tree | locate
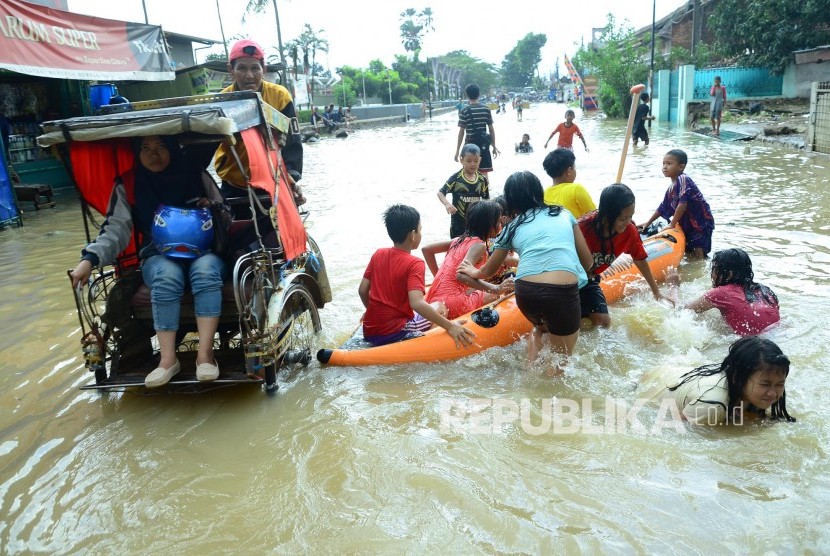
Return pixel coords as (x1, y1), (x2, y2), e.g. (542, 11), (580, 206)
(399, 7), (434, 60)
(572, 15), (649, 118)
(709, 0), (830, 73)
(442, 50), (499, 96)
(500, 33), (547, 88)
(282, 24), (329, 99)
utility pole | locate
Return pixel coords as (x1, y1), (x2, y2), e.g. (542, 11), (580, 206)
(691, 0), (701, 57)
(271, 0), (285, 67)
(215, 0), (228, 60)
(387, 72), (392, 105)
(426, 56), (433, 119)
(649, 0), (655, 128)
(141, 0), (149, 24)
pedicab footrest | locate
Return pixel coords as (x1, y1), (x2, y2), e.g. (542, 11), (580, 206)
(131, 282), (244, 323)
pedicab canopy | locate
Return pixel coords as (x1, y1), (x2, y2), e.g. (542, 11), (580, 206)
(38, 92), (308, 261)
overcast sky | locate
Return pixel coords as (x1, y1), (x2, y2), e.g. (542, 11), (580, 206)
(68, 0), (680, 74)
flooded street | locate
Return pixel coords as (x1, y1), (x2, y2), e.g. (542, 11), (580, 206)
(2, 102), (830, 552)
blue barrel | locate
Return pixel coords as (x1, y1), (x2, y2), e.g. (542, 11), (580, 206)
(89, 84), (117, 111)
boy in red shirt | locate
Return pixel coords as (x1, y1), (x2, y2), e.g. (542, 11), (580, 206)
(544, 109), (588, 152)
(359, 204), (476, 347)
(578, 184), (671, 327)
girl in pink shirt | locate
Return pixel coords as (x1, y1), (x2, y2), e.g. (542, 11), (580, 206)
(671, 248), (780, 335)
(422, 201), (513, 319)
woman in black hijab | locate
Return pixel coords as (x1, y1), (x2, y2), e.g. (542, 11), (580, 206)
(70, 135), (225, 388)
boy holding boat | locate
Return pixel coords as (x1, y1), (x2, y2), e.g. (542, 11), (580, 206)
(359, 205), (476, 348)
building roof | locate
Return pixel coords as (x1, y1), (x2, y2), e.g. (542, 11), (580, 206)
(164, 31), (222, 45)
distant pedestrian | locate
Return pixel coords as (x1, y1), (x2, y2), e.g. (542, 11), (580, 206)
(544, 109), (588, 152)
(455, 84), (499, 173)
(632, 92), (655, 147)
(710, 76), (727, 136)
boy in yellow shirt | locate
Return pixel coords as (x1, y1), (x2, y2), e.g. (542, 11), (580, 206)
(542, 148), (595, 218)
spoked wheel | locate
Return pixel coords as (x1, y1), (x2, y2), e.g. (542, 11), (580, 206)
(264, 283), (322, 392)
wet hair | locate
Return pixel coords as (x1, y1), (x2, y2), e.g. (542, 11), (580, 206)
(460, 143), (481, 158)
(714, 75), (721, 82)
(669, 336), (794, 422)
(465, 84), (480, 100)
(711, 248), (778, 306)
(383, 204), (420, 244)
(452, 200), (502, 249)
(497, 171), (562, 247)
(591, 183), (636, 258)
(522, 133), (530, 140)
(666, 149), (688, 165)
(641, 92), (650, 102)
(565, 109), (575, 117)
(542, 148), (576, 179)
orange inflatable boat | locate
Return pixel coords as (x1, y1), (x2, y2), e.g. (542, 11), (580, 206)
(317, 229), (685, 366)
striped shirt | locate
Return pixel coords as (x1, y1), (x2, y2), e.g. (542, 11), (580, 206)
(458, 103), (493, 139)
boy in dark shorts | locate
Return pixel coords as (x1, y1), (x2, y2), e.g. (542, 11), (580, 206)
(455, 84), (499, 173)
(358, 204), (476, 348)
(633, 92), (654, 147)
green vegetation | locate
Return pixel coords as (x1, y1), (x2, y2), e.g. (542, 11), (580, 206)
(500, 33), (547, 88)
(710, 0), (830, 73)
(399, 8), (434, 59)
(572, 15), (713, 118)
(572, 16), (649, 118)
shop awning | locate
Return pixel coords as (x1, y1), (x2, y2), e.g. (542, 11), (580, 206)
(0, 0), (174, 81)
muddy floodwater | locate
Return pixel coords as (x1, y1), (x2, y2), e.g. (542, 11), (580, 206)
(2, 102), (830, 552)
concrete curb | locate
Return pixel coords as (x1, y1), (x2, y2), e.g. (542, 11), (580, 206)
(299, 106), (456, 136)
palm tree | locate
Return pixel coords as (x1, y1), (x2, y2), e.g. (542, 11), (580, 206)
(244, 0), (287, 66)
(293, 24), (328, 100)
(399, 7), (433, 61)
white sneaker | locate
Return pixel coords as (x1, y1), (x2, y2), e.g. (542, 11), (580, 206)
(196, 361), (220, 382)
(145, 360), (180, 388)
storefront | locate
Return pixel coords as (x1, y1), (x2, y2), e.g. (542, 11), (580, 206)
(0, 0), (175, 189)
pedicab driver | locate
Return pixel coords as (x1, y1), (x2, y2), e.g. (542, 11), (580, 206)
(214, 39), (305, 205)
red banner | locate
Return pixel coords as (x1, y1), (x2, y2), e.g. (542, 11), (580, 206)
(0, 0), (174, 81)
(563, 54), (584, 87)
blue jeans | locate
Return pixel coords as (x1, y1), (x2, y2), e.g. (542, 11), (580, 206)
(140, 254), (225, 331)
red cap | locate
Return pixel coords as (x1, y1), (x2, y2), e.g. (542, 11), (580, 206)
(229, 39), (265, 62)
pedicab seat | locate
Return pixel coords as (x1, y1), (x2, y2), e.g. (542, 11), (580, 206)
(129, 217), (284, 326)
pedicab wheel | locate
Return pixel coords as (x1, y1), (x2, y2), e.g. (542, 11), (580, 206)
(264, 283), (322, 393)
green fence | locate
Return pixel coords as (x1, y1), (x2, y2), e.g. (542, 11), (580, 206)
(693, 67), (782, 100)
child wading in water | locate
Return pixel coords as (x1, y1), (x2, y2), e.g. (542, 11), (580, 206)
(668, 247), (780, 335)
(638, 149), (714, 259)
(515, 133), (533, 153)
(578, 183), (672, 327)
(632, 92), (654, 147)
(458, 171), (593, 376)
(544, 109), (588, 152)
(666, 336), (794, 425)
(438, 143), (489, 238)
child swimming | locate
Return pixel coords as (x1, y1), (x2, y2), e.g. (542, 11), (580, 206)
(666, 336), (794, 425)
(668, 248), (780, 335)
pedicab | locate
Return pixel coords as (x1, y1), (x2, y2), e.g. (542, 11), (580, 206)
(38, 91), (331, 392)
